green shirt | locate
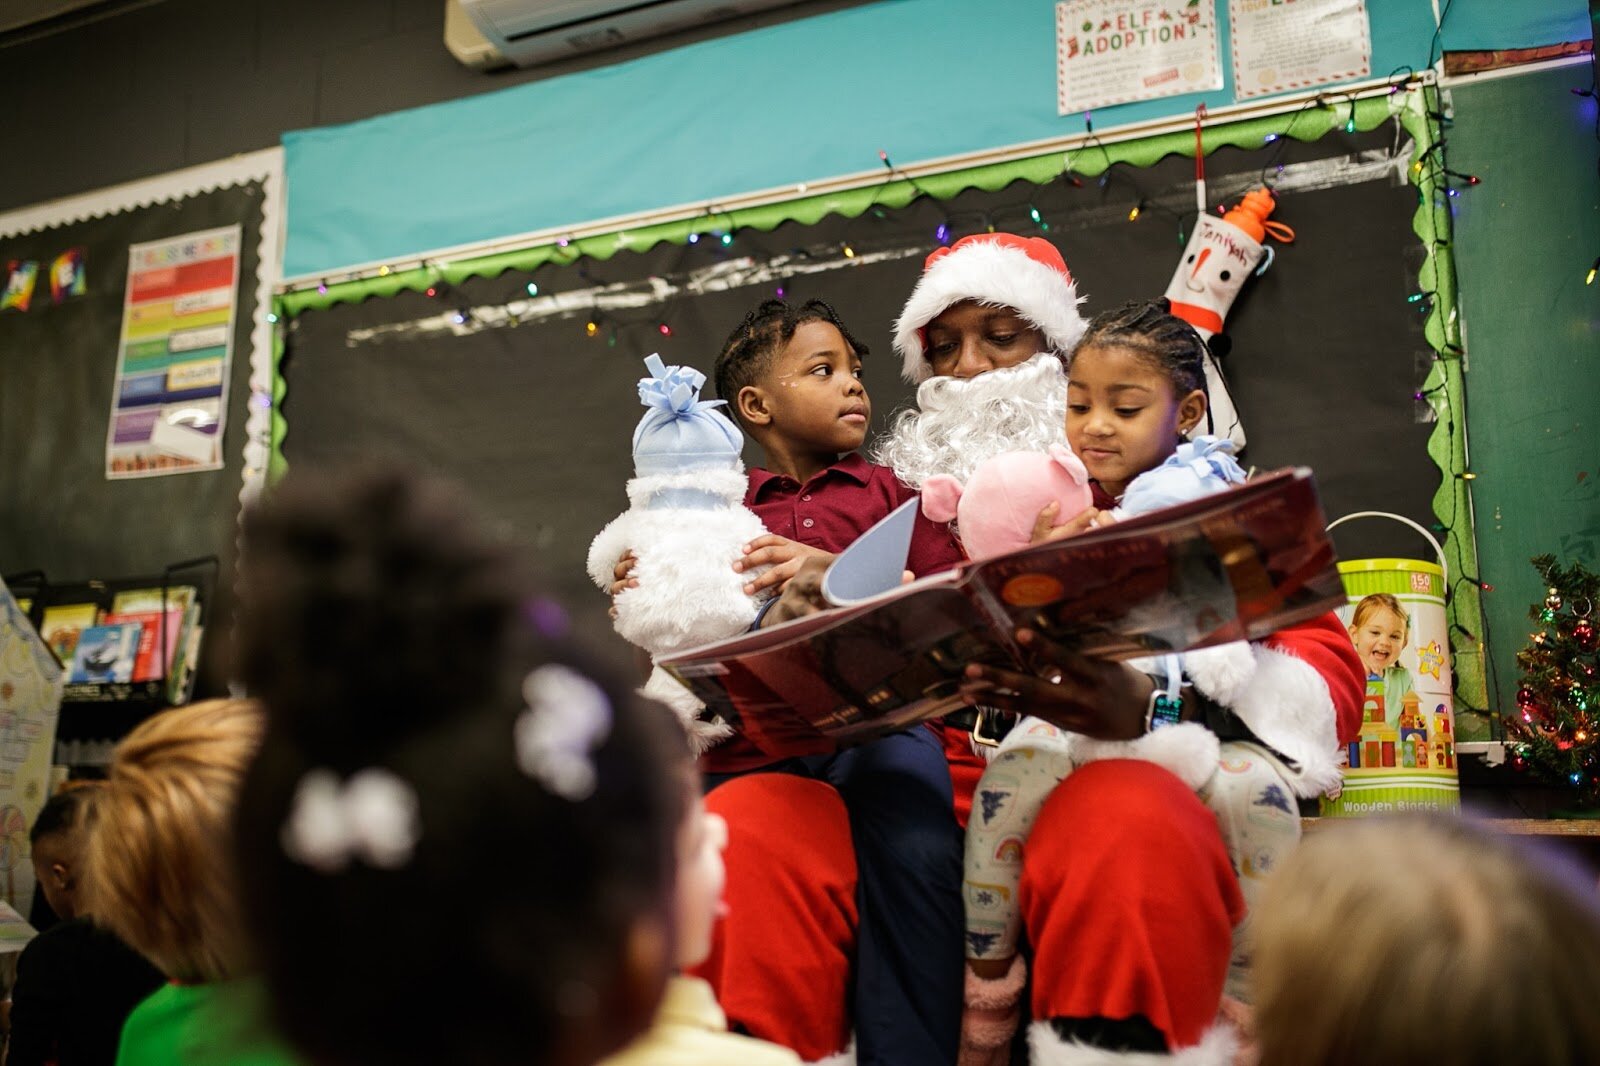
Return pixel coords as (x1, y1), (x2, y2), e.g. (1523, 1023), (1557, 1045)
(115, 980), (300, 1066)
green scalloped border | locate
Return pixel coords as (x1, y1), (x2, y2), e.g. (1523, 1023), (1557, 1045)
(268, 90), (1484, 723)
(1395, 86), (1489, 727)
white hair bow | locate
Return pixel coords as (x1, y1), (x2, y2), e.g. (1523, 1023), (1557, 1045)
(516, 664), (613, 802)
(281, 767), (421, 874)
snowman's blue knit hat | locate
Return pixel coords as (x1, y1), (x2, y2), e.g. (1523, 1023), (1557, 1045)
(632, 354), (744, 477)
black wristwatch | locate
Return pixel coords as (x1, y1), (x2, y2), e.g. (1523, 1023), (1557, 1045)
(1143, 654), (1185, 733)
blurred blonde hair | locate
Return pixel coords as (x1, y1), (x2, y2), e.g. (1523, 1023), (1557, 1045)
(83, 698), (264, 982)
(1251, 814), (1600, 1066)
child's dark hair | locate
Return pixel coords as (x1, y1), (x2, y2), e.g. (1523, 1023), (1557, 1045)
(1071, 298), (1209, 397)
(232, 466), (690, 1066)
(30, 786), (94, 845)
(713, 298), (869, 422)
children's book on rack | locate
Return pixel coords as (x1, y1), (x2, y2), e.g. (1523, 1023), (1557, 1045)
(38, 602), (100, 667)
(66, 623), (142, 684)
(59, 585), (203, 705)
(660, 468), (1346, 757)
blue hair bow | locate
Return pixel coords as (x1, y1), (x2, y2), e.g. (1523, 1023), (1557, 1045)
(1121, 435), (1246, 515)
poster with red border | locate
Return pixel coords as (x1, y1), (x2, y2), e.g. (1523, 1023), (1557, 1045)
(106, 225), (240, 479)
(1229, 0), (1371, 101)
(1056, 0), (1222, 116)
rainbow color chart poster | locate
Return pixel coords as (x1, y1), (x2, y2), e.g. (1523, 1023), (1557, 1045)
(106, 226), (240, 479)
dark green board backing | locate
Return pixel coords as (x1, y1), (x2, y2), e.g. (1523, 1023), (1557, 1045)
(1450, 61), (1600, 722)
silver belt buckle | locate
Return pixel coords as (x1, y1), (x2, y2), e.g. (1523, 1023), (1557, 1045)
(970, 705), (1011, 749)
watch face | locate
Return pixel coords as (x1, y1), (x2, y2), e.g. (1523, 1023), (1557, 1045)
(1150, 693), (1184, 730)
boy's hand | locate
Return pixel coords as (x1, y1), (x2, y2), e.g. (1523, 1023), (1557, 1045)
(760, 556), (832, 627)
(735, 535), (836, 596)
(760, 562), (914, 629)
(607, 551), (638, 619)
(1029, 502), (1110, 545)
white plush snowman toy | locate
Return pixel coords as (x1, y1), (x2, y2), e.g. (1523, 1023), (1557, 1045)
(587, 354), (769, 752)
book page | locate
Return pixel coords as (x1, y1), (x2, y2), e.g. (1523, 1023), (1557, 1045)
(667, 586), (998, 755)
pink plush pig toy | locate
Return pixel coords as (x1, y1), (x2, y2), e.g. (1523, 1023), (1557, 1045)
(920, 444), (1092, 560)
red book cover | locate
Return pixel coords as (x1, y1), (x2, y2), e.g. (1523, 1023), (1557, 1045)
(101, 607), (185, 682)
(660, 468), (1346, 757)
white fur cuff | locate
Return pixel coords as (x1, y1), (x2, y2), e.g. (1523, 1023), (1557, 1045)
(1181, 643), (1258, 706)
(1027, 1022), (1239, 1065)
(1071, 722), (1220, 792)
(641, 667), (733, 755)
(1189, 643), (1341, 798)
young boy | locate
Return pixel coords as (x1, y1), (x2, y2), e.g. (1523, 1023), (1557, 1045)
(9, 786), (163, 1066)
(707, 298), (965, 1065)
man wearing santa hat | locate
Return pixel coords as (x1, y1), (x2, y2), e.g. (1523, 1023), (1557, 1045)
(869, 232), (1361, 1065)
(686, 233), (1361, 1066)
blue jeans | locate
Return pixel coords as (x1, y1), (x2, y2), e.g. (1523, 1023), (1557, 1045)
(706, 726), (963, 1066)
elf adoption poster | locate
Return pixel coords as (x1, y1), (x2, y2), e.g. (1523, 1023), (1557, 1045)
(1056, 0), (1222, 116)
(1229, 0), (1371, 100)
(106, 225), (240, 479)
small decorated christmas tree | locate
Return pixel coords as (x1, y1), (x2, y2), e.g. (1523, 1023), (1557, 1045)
(1506, 555), (1600, 806)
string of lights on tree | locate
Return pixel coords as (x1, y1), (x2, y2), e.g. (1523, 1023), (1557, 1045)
(1505, 556), (1600, 806)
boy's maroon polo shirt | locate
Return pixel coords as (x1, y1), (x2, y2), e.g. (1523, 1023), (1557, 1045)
(743, 452), (965, 578)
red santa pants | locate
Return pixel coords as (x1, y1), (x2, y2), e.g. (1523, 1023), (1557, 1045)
(1020, 759), (1245, 1049)
(690, 774), (857, 1063)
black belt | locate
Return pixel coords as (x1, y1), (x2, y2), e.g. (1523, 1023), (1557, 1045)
(946, 706), (1017, 748)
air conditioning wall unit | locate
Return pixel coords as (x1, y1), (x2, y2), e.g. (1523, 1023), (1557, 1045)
(446, 0), (809, 71)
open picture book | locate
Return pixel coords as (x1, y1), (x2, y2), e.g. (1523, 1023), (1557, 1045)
(659, 467), (1346, 757)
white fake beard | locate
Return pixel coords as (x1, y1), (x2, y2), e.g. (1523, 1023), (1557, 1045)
(870, 352), (1069, 488)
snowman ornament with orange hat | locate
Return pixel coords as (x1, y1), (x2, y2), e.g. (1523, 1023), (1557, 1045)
(1164, 187), (1295, 453)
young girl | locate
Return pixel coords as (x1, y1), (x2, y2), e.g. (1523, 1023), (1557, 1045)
(80, 698), (297, 1066)
(955, 300), (1364, 1064)
(1347, 593), (1417, 724)
(230, 467), (694, 1066)
(600, 767), (802, 1066)
(1250, 814), (1600, 1065)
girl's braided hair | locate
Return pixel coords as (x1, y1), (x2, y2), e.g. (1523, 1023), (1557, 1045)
(1070, 298), (1210, 398)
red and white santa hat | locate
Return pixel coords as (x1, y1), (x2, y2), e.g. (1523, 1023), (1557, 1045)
(894, 232), (1088, 383)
